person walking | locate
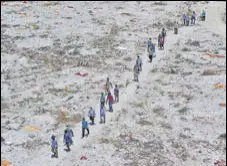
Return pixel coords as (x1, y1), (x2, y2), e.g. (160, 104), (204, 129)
(191, 11), (196, 24)
(106, 92), (114, 112)
(88, 107), (96, 125)
(136, 56), (142, 72)
(51, 135), (58, 158)
(100, 92), (105, 108)
(100, 105), (106, 123)
(114, 84), (119, 103)
(82, 118), (89, 138)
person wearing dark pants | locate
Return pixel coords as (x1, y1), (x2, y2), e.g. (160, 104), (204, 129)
(100, 105), (106, 123)
(82, 118), (89, 138)
(106, 92), (114, 112)
(185, 14), (189, 26)
(88, 107), (96, 125)
(183, 14), (187, 25)
(100, 92), (105, 108)
(51, 135), (58, 158)
(114, 85), (119, 103)
(201, 10), (206, 21)
(191, 11), (196, 24)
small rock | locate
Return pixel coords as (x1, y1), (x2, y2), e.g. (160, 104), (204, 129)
(1, 137), (5, 142)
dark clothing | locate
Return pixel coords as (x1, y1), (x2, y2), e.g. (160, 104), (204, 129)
(82, 128), (89, 138)
(100, 101), (105, 108)
(174, 28), (178, 34)
(89, 116), (94, 124)
(191, 17), (195, 24)
(161, 30), (166, 40)
(201, 16), (205, 21)
(186, 20), (189, 26)
(149, 54), (153, 63)
(160, 37), (164, 50)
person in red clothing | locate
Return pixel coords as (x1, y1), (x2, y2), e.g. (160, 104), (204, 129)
(106, 92), (114, 112)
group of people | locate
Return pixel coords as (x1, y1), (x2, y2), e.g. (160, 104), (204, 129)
(133, 27), (167, 82)
(183, 9), (206, 26)
(51, 126), (74, 158)
(51, 77), (119, 158)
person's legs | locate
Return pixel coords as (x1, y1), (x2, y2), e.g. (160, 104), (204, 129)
(82, 128), (85, 138)
(109, 103), (113, 111)
(86, 128), (89, 135)
(103, 115), (105, 123)
(91, 117), (94, 124)
(67, 142), (70, 150)
(55, 148), (58, 157)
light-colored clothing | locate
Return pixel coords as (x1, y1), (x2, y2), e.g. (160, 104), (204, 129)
(106, 80), (112, 92)
(88, 108), (96, 118)
(192, 12), (196, 18)
(100, 107), (106, 117)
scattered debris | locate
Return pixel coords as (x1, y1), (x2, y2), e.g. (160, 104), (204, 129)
(219, 103), (226, 107)
(75, 72), (88, 77)
(214, 160), (226, 166)
(80, 155), (87, 160)
(1, 160), (12, 166)
(214, 84), (226, 89)
(202, 52), (225, 58)
(43, 2), (58, 6)
(24, 126), (40, 132)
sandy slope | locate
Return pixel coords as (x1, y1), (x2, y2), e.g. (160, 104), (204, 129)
(1, 1), (226, 166)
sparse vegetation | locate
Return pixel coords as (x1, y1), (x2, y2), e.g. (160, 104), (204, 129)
(178, 107), (189, 114)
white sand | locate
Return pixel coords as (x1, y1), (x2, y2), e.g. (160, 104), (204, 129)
(1, 1), (226, 166)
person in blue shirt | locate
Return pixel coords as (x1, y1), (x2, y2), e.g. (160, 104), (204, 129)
(82, 118), (89, 138)
(147, 38), (153, 52)
(51, 135), (58, 158)
(201, 10), (206, 21)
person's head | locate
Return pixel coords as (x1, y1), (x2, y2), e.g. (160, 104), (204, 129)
(101, 92), (104, 96)
(51, 135), (55, 140)
(82, 117), (85, 121)
(108, 92), (111, 96)
(90, 107), (92, 110)
(162, 28), (165, 31)
(137, 55), (139, 59)
(115, 84), (117, 88)
(107, 77), (109, 81)
(149, 37), (151, 40)
(193, 11), (195, 14)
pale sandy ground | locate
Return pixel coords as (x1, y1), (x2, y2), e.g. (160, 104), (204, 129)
(1, 1), (226, 166)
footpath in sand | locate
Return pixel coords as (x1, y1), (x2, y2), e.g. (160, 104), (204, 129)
(1, 1), (226, 166)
